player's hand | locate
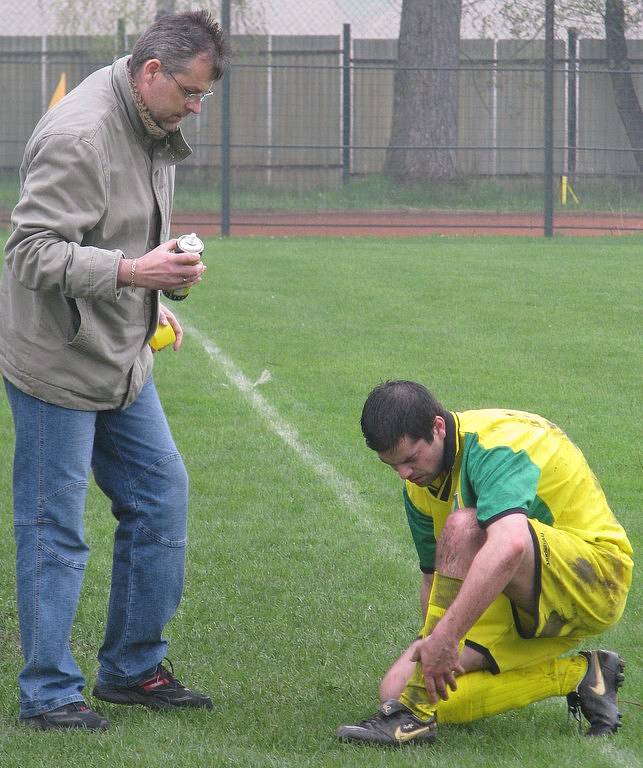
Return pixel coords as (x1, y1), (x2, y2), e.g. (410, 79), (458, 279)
(158, 304), (183, 351)
(118, 239), (206, 290)
(410, 631), (465, 704)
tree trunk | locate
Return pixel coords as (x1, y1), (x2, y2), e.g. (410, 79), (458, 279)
(384, 0), (462, 183)
(605, 0), (643, 172)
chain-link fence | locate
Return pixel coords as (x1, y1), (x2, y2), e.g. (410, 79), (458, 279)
(1, 1), (643, 235)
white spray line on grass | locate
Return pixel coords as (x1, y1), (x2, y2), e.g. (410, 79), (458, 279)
(183, 321), (405, 560)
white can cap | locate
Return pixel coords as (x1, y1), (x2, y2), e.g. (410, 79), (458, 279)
(176, 232), (204, 254)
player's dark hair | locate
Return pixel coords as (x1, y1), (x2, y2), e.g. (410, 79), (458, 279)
(130, 10), (230, 81)
(360, 380), (446, 453)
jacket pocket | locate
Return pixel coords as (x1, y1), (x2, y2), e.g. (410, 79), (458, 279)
(67, 298), (95, 353)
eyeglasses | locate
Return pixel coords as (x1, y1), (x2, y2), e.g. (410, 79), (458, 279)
(164, 69), (214, 103)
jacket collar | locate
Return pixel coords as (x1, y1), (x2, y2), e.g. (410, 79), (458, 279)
(111, 56), (191, 163)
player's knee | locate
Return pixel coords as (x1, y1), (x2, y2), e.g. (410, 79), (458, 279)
(435, 508), (485, 577)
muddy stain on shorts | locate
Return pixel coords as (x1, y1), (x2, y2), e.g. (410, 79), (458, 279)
(541, 610), (571, 637)
(572, 558), (598, 586)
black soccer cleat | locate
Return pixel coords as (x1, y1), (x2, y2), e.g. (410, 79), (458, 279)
(336, 699), (437, 746)
(93, 660), (213, 710)
(567, 650), (625, 736)
(21, 701), (109, 731)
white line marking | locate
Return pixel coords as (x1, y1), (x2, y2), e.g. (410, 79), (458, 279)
(183, 322), (404, 558)
(253, 369), (272, 387)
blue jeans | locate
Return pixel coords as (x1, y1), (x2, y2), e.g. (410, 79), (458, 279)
(4, 377), (188, 718)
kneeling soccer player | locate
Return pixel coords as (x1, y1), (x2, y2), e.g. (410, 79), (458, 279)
(336, 381), (632, 746)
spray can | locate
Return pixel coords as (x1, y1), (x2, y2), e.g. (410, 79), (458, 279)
(162, 232), (205, 302)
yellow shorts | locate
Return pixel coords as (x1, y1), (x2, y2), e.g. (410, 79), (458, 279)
(460, 520), (632, 674)
(519, 519), (632, 639)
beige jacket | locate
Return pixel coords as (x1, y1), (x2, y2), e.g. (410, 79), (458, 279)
(0, 56), (191, 409)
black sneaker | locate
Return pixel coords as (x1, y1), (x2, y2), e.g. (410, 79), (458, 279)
(336, 699), (437, 746)
(21, 702), (109, 731)
(93, 661), (212, 711)
(567, 650), (625, 736)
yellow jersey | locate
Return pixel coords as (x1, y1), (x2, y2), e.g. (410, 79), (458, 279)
(404, 409), (632, 573)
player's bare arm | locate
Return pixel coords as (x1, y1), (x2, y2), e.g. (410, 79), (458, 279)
(412, 512), (534, 703)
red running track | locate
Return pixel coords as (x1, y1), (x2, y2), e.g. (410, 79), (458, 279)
(171, 209), (643, 237)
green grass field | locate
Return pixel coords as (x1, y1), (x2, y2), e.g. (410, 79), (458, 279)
(0, 234), (640, 768)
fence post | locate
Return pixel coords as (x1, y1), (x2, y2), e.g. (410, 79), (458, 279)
(116, 18), (127, 58)
(544, 0), (555, 237)
(342, 23), (351, 185)
(41, 35), (48, 115)
(220, 0), (231, 237)
(567, 28), (578, 178)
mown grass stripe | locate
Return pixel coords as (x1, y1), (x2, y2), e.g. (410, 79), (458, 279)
(182, 319), (406, 561)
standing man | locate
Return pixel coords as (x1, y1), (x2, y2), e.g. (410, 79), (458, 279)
(0, 11), (229, 730)
(337, 380), (632, 745)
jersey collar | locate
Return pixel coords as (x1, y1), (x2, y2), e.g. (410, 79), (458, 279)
(426, 410), (459, 501)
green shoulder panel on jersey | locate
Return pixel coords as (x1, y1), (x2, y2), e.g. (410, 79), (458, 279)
(528, 494), (554, 526)
(403, 487), (437, 572)
(461, 433), (554, 526)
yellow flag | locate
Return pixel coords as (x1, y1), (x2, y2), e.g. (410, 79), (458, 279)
(48, 73), (67, 110)
(560, 175), (580, 206)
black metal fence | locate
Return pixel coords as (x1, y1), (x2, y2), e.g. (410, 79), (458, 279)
(1, 25), (642, 236)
